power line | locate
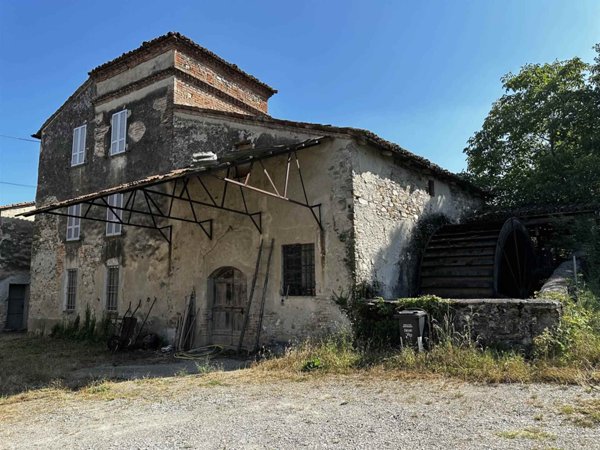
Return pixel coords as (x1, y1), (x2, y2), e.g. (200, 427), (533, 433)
(0, 134), (39, 143)
(0, 181), (36, 188)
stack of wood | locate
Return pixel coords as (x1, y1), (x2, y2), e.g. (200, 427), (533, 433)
(174, 290), (199, 351)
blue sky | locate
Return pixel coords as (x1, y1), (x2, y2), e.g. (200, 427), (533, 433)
(1, 0), (599, 205)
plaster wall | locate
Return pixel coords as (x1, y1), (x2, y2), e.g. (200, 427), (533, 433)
(28, 123), (354, 347)
(36, 80), (175, 206)
(352, 146), (482, 298)
(96, 51), (175, 97)
(0, 205), (35, 221)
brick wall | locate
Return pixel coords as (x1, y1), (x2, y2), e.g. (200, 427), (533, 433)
(175, 51), (268, 114)
(174, 79), (251, 115)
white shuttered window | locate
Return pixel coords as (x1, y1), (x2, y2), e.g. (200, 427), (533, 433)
(106, 193), (123, 236)
(66, 204), (81, 241)
(71, 125), (86, 166)
(110, 110), (127, 155)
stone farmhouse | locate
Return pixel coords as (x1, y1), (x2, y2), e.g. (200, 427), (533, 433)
(24, 32), (483, 348)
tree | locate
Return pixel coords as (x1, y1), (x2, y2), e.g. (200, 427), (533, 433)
(464, 46), (600, 208)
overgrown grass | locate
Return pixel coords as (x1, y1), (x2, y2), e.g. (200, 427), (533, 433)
(255, 288), (600, 384)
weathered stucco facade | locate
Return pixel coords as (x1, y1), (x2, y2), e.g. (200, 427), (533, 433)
(27, 33), (483, 347)
(0, 203), (34, 331)
(352, 146), (480, 298)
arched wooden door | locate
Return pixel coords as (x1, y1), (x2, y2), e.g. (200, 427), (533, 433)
(209, 267), (247, 347)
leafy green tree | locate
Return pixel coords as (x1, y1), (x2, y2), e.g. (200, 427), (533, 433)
(464, 45), (600, 208)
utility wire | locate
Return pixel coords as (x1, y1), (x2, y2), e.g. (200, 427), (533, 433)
(0, 134), (39, 143)
(0, 181), (36, 188)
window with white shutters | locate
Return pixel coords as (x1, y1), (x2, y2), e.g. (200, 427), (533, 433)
(110, 110), (128, 155)
(106, 193), (123, 236)
(66, 204), (81, 241)
(71, 125), (86, 166)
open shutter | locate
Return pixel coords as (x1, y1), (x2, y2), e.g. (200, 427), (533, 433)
(71, 128), (78, 165)
(110, 114), (118, 154)
(110, 111), (127, 154)
(118, 111), (127, 152)
(78, 126), (86, 164)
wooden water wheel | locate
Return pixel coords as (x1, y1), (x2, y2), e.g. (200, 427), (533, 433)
(419, 218), (534, 298)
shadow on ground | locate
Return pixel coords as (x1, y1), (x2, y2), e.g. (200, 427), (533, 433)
(0, 333), (252, 396)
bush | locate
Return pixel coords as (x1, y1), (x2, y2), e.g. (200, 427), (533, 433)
(533, 289), (600, 369)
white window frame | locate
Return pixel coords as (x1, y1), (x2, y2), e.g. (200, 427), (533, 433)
(66, 204), (81, 241)
(65, 269), (77, 311)
(110, 110), (128, 155)
(71, 124), (87, 166)
(105, 193), (123, 236)
(105, 265), (119, 312)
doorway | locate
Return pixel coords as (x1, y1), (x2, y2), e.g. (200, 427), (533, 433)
(209, 267), (247, 347)
(6, 284), (27, 330)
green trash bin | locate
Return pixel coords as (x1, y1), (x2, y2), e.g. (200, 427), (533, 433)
(395, 309), (429, 351)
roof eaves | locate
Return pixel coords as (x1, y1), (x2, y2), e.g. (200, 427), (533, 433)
(32, 78), (93, 139)
(0, 201), (35, 211)
(88, 32), (277, 96)
(173, 105), (486, 195)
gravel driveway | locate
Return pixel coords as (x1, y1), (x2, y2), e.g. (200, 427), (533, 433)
(1, 375), (598, 449)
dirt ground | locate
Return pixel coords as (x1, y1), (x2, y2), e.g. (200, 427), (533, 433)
(1, 334), (599, 449)
(1, 371), (599, 449)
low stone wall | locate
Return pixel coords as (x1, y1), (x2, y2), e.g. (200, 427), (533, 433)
(448, 298), (561, 352)
(361, 298), (561, 353)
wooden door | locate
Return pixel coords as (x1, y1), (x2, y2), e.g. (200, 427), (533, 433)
(210, 267), (247, 347)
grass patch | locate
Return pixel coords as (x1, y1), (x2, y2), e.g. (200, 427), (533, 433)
(256, 334), (360, 375)
(559, 399), (600, 427)
(0, 334), (160, 396)
(497, 427), (557, 441)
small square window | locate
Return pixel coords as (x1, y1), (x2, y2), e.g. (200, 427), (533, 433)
(65, 269), (77, 311)
(66, 204), (81, 241)
(71, 125), (86, 166)
(428, 180), (435, 196)
(106, 265), (119, 312)
(110, 110), (128, 155)
(106, 193), (123, 236)
(282, 243), (315, 296)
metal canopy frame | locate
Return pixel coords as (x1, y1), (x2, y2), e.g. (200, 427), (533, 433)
(25, 137), (328, 243)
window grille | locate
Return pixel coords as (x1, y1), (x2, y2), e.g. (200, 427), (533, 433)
(66, 204), (81, 241)
(71, 125), (86, 166)
(106, 266), (119, 311)
(282, 243), (315, 296)
(106, 193), (123, 236)
(110, 110), (127, 155)
(66, 269), (77, 311)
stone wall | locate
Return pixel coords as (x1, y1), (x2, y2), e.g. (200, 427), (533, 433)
(364, 298), (561, 353)
(352, 145), (482, 298)
(448, 298), (561, 352)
